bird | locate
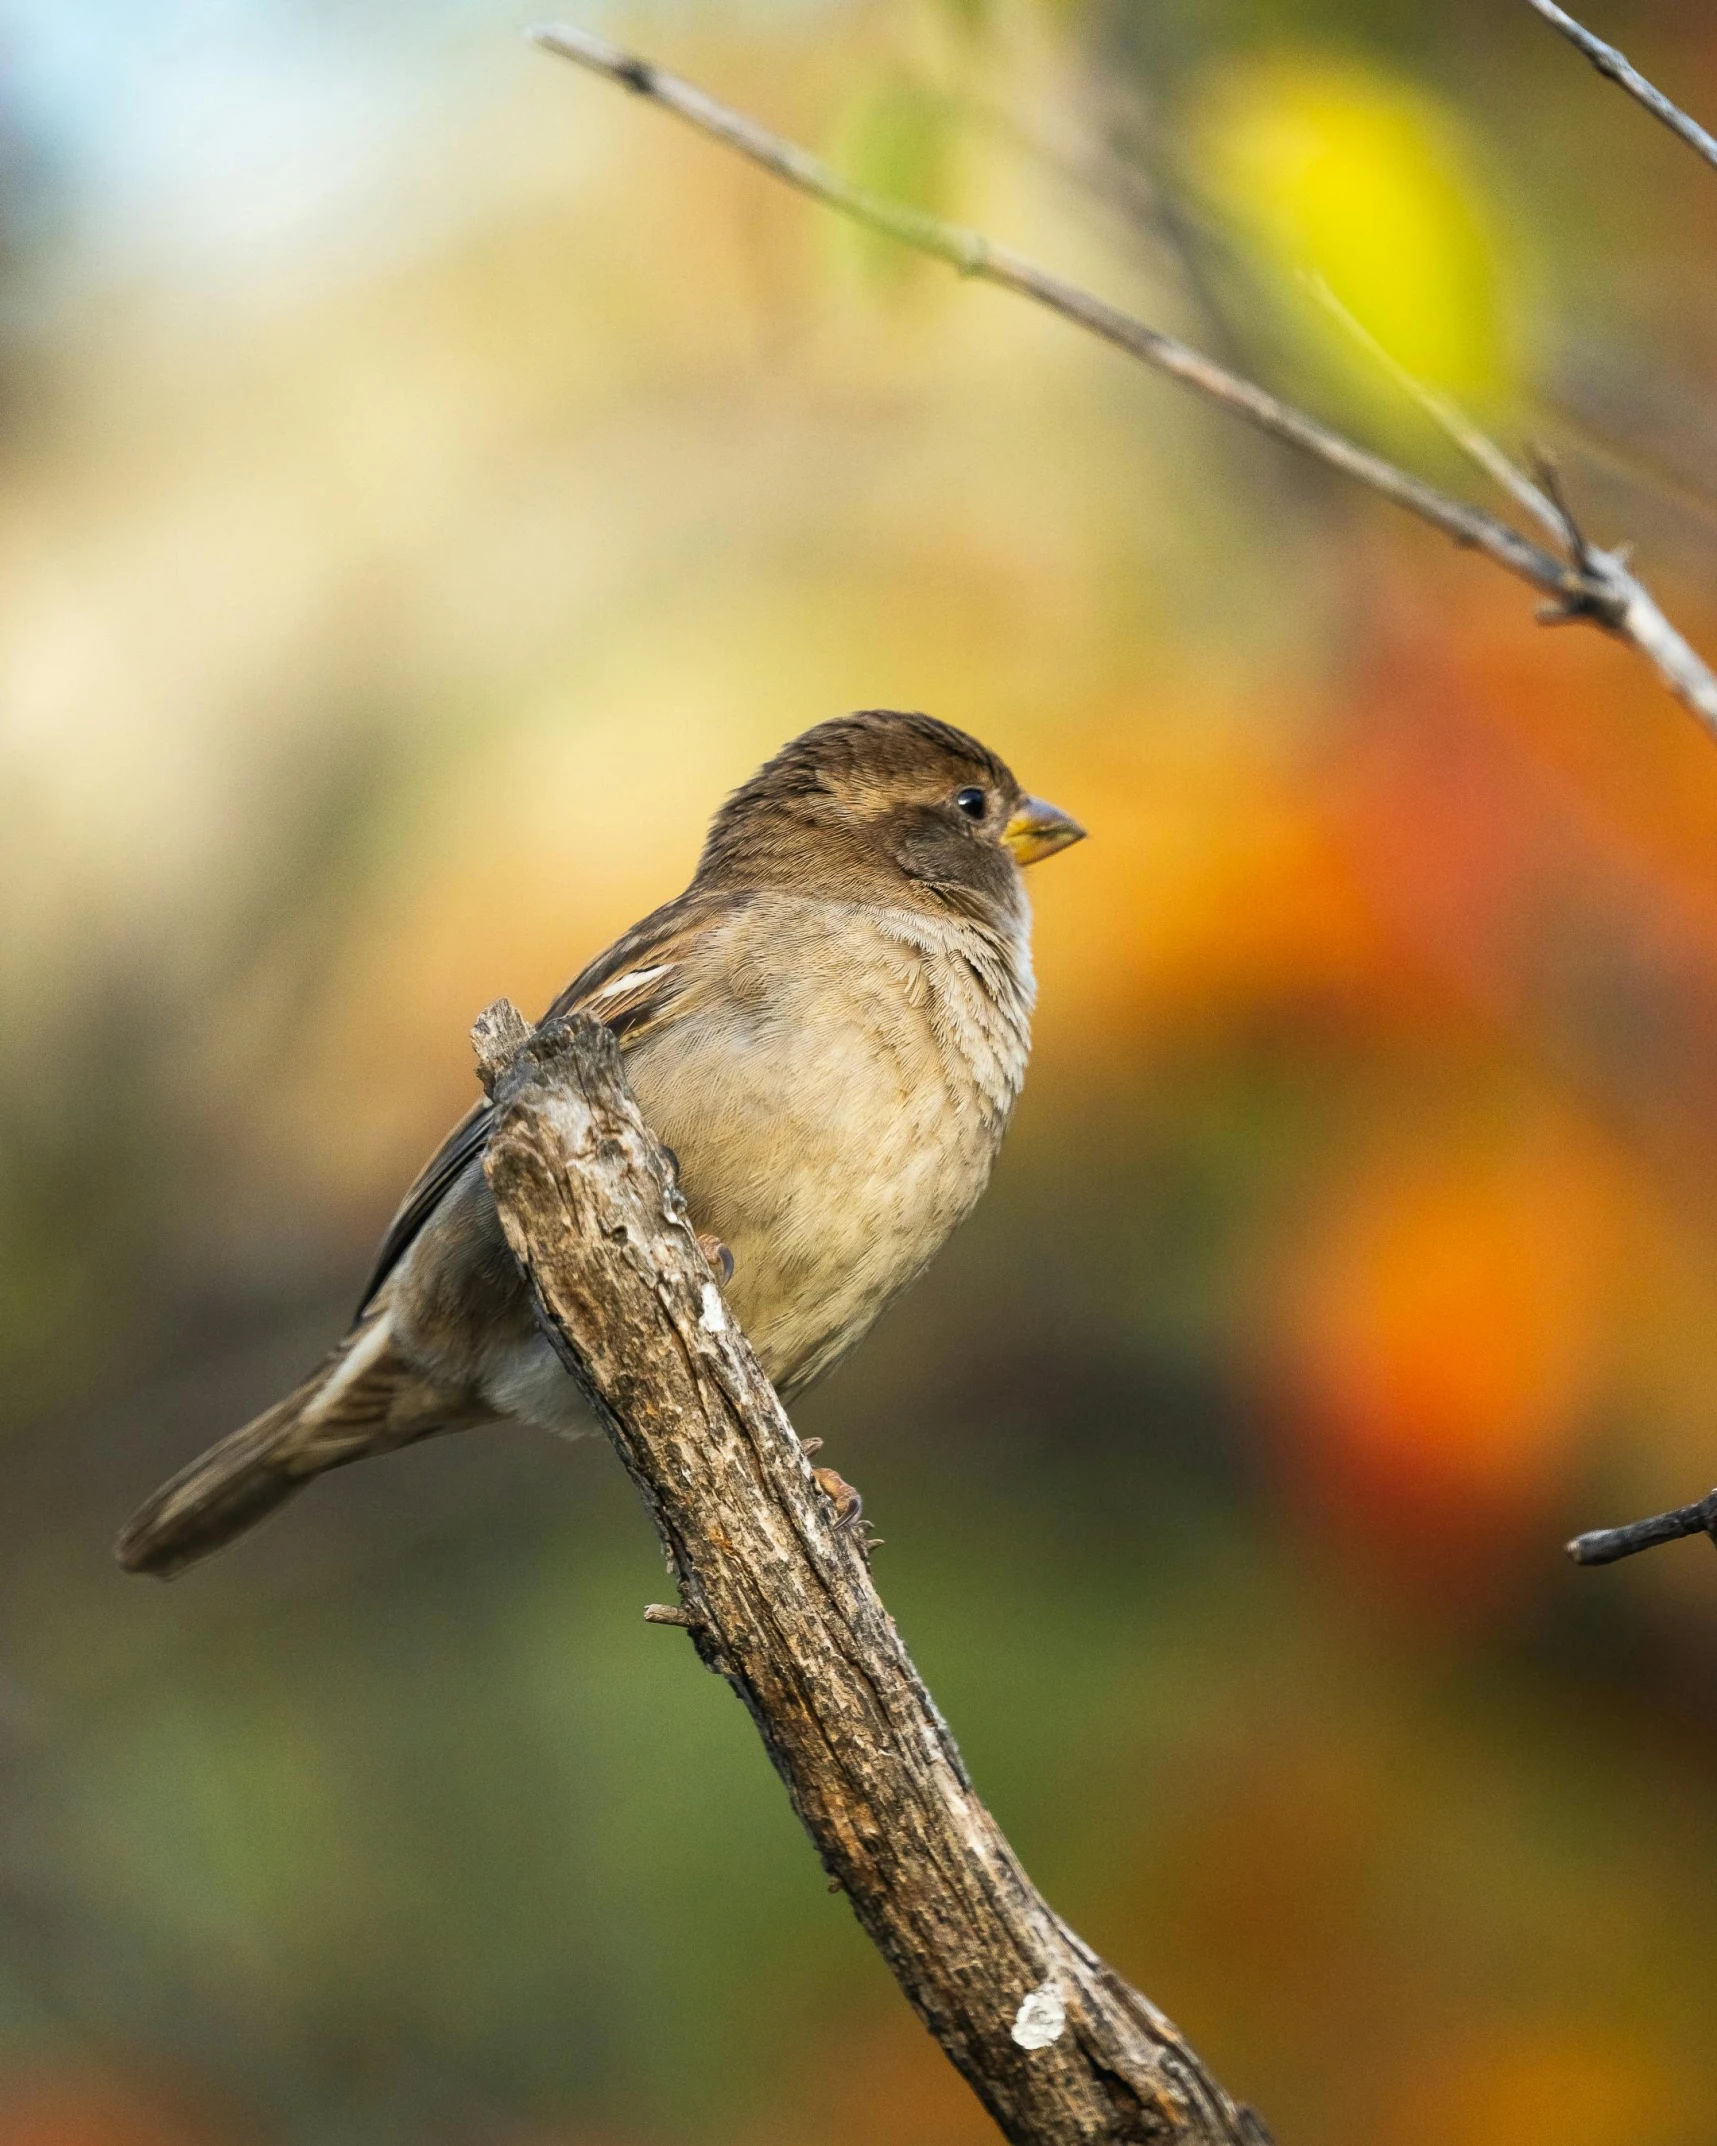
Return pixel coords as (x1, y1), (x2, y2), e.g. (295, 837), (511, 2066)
(115, 711), (1085, 1578)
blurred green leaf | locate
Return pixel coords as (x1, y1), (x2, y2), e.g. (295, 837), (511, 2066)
(824, 77), (961, 293)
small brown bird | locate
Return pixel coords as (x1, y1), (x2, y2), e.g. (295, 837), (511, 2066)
(116, 711), (1084, 1577)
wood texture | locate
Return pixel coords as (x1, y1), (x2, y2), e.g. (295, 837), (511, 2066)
(478, 1003), (1269, 2146)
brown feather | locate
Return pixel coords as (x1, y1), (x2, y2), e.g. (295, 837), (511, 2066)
(114, 1308), (492, 1577)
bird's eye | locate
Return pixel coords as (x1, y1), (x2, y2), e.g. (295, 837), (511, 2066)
(953, 787), (987, 820)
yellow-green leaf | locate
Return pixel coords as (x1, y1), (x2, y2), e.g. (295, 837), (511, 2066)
(824, 77), (960, 293)
(1183, 56), (1524, 429)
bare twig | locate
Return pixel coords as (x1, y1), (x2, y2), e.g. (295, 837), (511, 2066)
(478, 1003), (1270, 2146)
(1308, 285), (1648, 640)
(528, 21), (1717, 737)
(1553, 417), (1717, 539)
(1566, 1489), (1717, 1566)
(1525, 0), (1717, 176)
(1306, 274), (1567, 539)
(1528, 452), (1623, 624)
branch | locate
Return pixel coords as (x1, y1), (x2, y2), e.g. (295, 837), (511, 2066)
(476, 1003), (1272, 2146)
(1566, 1489), (1717, 1567)
(1525, 1), (1717, 176)
(1306, 273), (1567, 538)
(1304, 273), (1717, 695)
(528, 20), (1717, 736)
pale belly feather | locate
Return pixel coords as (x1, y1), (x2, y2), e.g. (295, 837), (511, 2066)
(410, 898), (1032, 1434)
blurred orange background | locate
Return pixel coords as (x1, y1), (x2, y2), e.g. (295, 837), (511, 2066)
(5, 2), (1717, 2142)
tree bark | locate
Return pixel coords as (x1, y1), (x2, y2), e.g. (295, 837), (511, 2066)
(475, 1002), (1270, 2146)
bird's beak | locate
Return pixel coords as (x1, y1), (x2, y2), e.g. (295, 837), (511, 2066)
(1002, 796), (1086, 867)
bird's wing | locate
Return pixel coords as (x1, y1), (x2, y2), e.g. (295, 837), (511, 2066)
(355, 1098), (492, 1314)
(354, 890), (739, 1313)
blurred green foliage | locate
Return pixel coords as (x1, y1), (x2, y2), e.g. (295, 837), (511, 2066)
(825, 74), (962, 289)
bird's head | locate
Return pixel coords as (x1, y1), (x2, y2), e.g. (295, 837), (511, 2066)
(698, 710), (1085, 916)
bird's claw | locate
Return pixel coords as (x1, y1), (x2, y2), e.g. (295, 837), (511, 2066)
(803, 1441), (872, 1542)
(811, 1463), (865, 1535)
(696, 1233), (735, 1284)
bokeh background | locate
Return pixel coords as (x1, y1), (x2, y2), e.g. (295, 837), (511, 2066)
(6, 2), (1717, 2141)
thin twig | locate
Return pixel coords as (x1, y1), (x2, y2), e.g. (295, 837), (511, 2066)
(1566, 1489), (1717, 1566)
(527, 21), (1717, 738)
(1525, 0), (1717, 175)
(528, 24), (1564, 592)
(1553, 416), (1717, 539)
(1306, 273), (1566, 541)
(1528, 451), (1624, 625)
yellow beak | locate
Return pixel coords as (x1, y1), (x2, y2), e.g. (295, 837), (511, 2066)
(1002, 795), (1086, 867)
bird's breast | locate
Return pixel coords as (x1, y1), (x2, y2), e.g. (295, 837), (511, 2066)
(625, 900), (1033, 1397)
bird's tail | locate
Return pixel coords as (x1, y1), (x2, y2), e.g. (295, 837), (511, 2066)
(114, 1310), (471, 1579)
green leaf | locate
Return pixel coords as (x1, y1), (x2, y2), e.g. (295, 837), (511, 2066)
(825, 78), (961, 293)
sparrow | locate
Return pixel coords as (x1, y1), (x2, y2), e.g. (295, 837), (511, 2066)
(116, 711), (1085, 1578)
